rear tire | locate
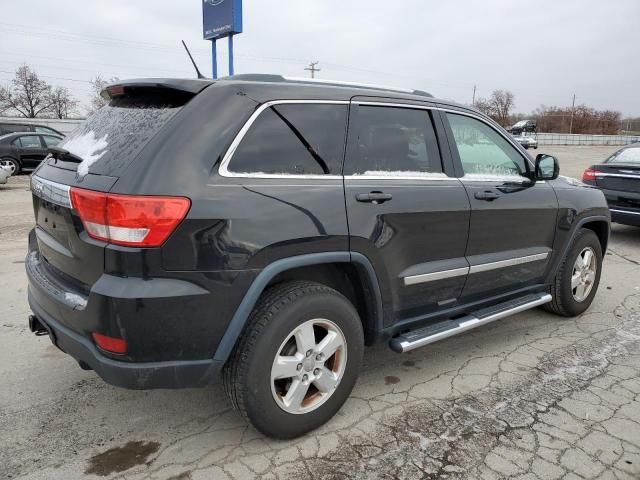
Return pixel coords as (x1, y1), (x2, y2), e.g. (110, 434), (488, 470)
(0, 157), (19, 175)
(223, 280), (364, 439)
(544, 229), (602, 316)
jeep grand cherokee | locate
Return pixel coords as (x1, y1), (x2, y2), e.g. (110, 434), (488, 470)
(26, 75), (610, 438)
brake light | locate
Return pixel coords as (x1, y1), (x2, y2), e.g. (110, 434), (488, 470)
(69, 188), (190, 247)
(582, 168), (598, 182)
(92, 332), (127, 354)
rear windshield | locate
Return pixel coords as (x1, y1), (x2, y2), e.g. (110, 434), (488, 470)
(56, 91), (187, 177)
(606, 147), (640, 165)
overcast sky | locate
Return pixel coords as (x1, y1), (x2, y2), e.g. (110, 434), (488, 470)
(2, 0), (639, 116)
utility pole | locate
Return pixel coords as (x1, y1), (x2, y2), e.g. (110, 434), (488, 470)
(472, 85), (476, 106)
(305, 61), (320, 79)
(569, 93), (576, 134)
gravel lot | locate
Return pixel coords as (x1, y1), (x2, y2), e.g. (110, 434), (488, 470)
(2, 145), (640, 480)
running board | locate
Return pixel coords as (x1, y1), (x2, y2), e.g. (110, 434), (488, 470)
(389, 292), (552, 353)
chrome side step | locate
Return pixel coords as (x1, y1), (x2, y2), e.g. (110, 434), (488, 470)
(389, 292), (552, 353)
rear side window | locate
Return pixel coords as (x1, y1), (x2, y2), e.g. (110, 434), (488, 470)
(57, 90), (189, 177)
(345, 106), (443, 176)
(227, 104), (348, 175)
(1, 124), (32, 134)
(35, 126), (59, 135)
(17, 135), (42, 148)
(42, 135), (61, 147)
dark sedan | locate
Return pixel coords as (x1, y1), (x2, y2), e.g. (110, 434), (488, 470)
(582, 143), (640, 226)
(0, 132), (62, 175)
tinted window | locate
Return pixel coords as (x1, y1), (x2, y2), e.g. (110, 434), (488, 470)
(42, 135), (61, 147)
(447, 113), (527, 179)
(229, 104), (348, 175)
(1, 124), (31, 134)
(346, 106), (442, 176)
(18, 136), (42, 148)
(35, 126), (59, 135)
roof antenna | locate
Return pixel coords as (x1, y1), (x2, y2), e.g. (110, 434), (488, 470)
(181, 40), (206, 79)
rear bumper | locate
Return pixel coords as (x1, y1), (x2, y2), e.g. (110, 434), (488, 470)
(28, 292), (223, 389)
(609, 208), (640, 227)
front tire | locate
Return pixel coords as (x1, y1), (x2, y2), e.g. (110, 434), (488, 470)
(0, 157), (20, 175)
(224, 281), (364, 438)
(544, 229), (602, 316)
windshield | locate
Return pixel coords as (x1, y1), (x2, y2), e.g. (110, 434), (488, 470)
(606, 147), (640, 165)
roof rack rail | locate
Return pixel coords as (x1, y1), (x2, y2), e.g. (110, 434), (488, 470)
(219, 74), (433, 98)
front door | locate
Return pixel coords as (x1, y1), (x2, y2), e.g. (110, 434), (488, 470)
(442, 111), (559, 299)
(344, 101), (471, 324)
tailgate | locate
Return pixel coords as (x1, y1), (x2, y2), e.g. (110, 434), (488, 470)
(29, 79), (201, 287)
(31, 172), (113, 289)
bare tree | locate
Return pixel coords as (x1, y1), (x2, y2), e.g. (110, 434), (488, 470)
(490, 90), (515, 126)
(1, 65), (53, 118)
(47, 86), (78, 119)
(0, 86), (9, 115)
(88, 75), (119, 113)
(474, 90), (515, 126)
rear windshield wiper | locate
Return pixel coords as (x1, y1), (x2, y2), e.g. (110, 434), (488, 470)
(47, 146), (84, 164)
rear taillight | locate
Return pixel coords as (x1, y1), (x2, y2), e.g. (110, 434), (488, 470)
(582, 167), (598, 182)
(92, 332), (127, 354)
(69, 188), (190, 247)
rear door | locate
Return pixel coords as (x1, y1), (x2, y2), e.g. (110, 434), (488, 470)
(442, 110), (558, 299)
(15, 135), (48, 168)
(344, 100), (470, 323)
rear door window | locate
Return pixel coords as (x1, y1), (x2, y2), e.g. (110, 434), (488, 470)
(17, 135), (43, 148)
(56, 91), (187, 177)
(345, 105), (443, 176)
(227, 104), (348, 175)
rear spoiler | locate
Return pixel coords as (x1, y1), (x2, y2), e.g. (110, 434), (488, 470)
(101, 78), (214, 100)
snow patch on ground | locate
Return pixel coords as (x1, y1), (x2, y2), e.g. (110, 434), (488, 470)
(61, 131), (109, 177)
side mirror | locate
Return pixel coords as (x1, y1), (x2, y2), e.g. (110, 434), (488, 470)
(535, 154), (559, 180)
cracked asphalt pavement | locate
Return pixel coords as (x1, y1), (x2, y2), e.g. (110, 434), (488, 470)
(2, 146), (639, 480)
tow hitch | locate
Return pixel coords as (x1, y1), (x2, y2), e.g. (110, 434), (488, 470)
(29, 315), (49, 336)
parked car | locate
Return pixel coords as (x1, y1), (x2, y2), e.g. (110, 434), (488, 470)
(0, 121), (63, 137)
(582, 143), (640, 226)
(0, 132), (63, 174)
(0, 164), (11, 184)
(26, 75), (610, 438)
(507, 119), (537, 135)
(513, 134), (538, 149)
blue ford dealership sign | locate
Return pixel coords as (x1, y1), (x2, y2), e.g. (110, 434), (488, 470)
(203, 0), (243, 40)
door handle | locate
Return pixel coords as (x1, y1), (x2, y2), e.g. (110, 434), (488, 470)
(474, 190), (501, 201)
(356, 192), (393, 204)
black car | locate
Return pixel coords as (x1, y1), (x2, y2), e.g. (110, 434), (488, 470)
(0, 121), (63, 137)
(0, 132), (63, 175)
(582, 143), (640, 226)
(26, 75), (610, 438)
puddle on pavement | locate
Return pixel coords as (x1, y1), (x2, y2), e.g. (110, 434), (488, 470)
(85, 441), (160, 476)
(384, 375), (400, 385)
(402, 360), (415, 367)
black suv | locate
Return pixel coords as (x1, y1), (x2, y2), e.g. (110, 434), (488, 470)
(26, 76), (610, 438)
